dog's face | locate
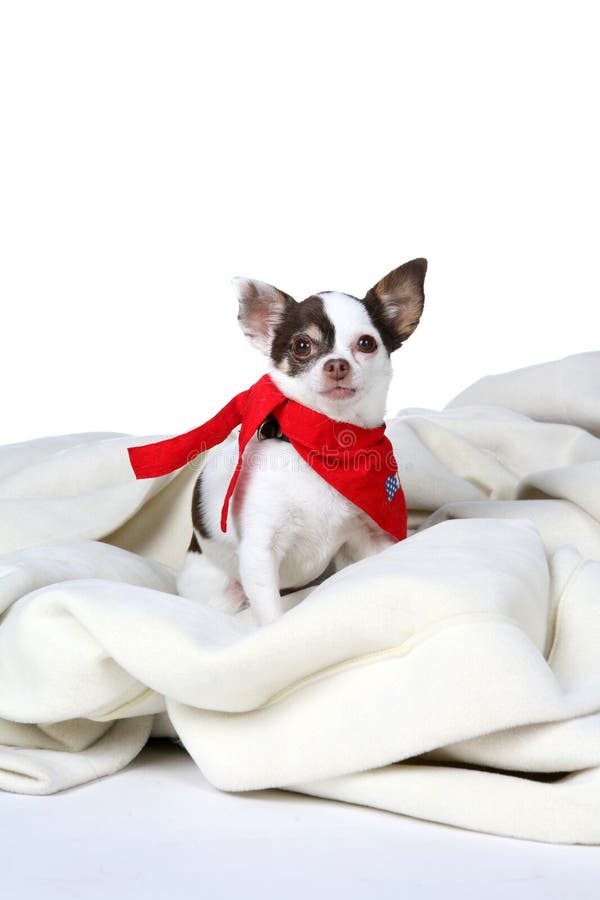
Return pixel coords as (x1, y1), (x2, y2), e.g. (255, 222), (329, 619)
(234, 258), (427, 427)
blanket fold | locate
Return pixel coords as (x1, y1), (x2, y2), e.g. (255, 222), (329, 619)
(2, 351), (600, 845)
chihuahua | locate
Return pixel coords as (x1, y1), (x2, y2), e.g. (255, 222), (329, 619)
(176, 258), (427, 624)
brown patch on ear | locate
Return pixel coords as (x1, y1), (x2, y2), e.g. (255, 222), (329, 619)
(233, 277), (296, 356)
(363, 258), (427, 352)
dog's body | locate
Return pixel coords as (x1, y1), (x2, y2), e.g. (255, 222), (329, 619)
(177, 259), (427, 624)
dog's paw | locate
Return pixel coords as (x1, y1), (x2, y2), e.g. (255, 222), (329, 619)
(204, 579), (248, 616)
(176, 551), (247, 616)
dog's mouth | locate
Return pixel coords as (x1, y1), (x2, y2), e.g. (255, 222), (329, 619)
(320, 385), (357, 400)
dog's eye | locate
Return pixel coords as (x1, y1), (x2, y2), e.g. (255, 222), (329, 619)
(291, 335), (313, 359)
(357, 334), (377, 353)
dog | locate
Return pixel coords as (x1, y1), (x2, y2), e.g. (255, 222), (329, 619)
(176, 258), (427, 624)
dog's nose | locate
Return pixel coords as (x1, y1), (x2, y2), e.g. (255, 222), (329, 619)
(324, 358), (350, 381)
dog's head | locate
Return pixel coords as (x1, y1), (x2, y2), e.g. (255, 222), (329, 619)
(234, 258), (427, 427)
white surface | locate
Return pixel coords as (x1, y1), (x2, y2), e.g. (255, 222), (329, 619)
(3, 355), (600, 847)
(2, 741), (599, 900)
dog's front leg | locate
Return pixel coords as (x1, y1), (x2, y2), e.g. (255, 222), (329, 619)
(238, 538), (284, 625)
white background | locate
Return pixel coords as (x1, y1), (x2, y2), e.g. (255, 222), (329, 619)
(1, 0), (598, 446)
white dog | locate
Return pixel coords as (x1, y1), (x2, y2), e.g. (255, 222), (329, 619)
(177, 258), (427, 624)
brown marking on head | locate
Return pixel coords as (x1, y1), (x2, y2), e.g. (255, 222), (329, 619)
(306, 323), (323, 342)
(270, 294), (335, 376)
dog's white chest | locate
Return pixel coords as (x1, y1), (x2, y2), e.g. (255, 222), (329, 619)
(246, 436), (355, 531)
(201, 434), (361, 586)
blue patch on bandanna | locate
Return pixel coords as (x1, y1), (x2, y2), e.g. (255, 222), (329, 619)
(385, 474), (399, 502)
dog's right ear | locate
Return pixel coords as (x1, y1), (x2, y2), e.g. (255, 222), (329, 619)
(232, 277), (296, 356)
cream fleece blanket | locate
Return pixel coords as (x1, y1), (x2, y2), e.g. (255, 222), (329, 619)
(1, 352), (600, 844)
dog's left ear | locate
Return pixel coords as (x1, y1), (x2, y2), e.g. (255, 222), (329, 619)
(363, 258), (427, 351)
(233, 277), (296, 355)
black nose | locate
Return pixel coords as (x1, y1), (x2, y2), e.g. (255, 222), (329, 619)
(324, 358), (350, 381)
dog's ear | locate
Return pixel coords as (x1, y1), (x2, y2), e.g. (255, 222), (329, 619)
(233, 277), (296, 355)
(363, 258), (427, 352)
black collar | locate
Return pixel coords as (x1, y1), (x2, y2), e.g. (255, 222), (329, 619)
(256, 413), (291, 443)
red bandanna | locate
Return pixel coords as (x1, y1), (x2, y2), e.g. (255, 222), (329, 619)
(127, 374), (407, 541)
